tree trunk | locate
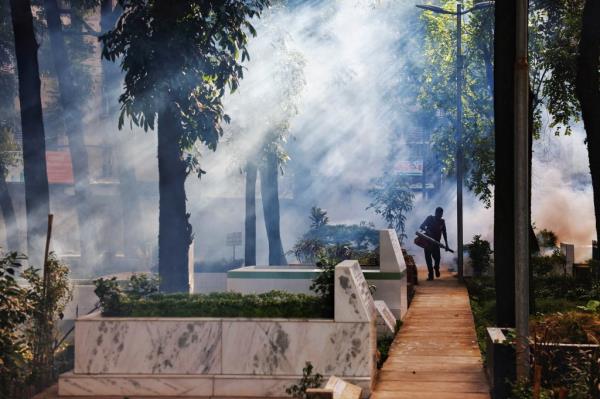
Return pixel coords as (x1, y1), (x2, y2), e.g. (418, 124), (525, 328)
(259, 152), (287, 265)
(494, 0), (516, 328)
(43, 0), (95, 270)
(575, 0), (600, 246)
(9, 0), (50, 266)
(100, 0), (143, 259)
(245, 161), (257, 266)
(528, 87), (539, 315)
(157, 106), (191, 292)
(0, 174), (19, 251)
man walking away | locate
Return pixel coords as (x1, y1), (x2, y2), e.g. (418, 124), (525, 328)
(420, 207), (450, 281)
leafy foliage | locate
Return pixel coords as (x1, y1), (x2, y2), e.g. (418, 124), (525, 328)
(22, 256), (72, 389)
(0, 252), (31, 396)
(309, 206), (329, 229)
(0, 126), (20, 178)
(292, 208), (378, 264)
(532, 249), (567, 277)
(101, 0), (270, 175)
(466, 235), (493, 276)
(285, 361), (323, 399)
(367, 173), (414, 241)
(536, 229), (559, 249)
(302, 222), (378, 251)
(419, 0), (495, 206)
(126, 273), (160, 299)
(309, 254), (336, 317)
(94, 274), (330, 318)
(529, 0), (585, 137)
(0, 252), (72, 397)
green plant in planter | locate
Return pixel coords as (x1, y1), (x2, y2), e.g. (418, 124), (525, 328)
(0, 252), (31, 396)
(285, 361), (323, 399)
(466, 235), (493, 276)
(127, 273), (159, 299)
(94, 275), (330, 318)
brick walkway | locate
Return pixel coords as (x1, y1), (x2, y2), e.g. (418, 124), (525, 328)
(371, 269), (491, 399)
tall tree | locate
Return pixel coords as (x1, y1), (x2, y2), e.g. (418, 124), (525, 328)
(232, 15), (305, 266)
(9, 0), (50, 264)
(102, 0), (269, 292)
(260, 149), (287, 265)
(42, 0), (95, 266)
(575, 0), (600, 245)
(244, 161), (257, 265)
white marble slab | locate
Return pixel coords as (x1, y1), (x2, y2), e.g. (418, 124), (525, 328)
(379, 229), (407, 273)
(334, 260), (376, 323)
(374, 300), (396, 336)
(221, 320), (372, 377)
(59, 372), (213, 396)
(74, 318), (222, 374)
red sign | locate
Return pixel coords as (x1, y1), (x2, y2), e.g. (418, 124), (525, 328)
(46, 151), (74, 184)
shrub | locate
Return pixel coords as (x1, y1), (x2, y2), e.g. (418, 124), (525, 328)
(0, 252), (72, 397)
(95, 274), (331, 318)
(532, 249), (566, 277)
(285, 361), (323, 399)
(536, 229), (558, 249)
(0, 252), (31, 396)
(466, 235), (492, 276)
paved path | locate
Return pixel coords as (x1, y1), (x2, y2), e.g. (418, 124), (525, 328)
(371, 269), (491, 399)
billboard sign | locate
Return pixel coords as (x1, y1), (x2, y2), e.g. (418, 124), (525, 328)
(226, 232), (242, 247)
(394, 160), (423, 176)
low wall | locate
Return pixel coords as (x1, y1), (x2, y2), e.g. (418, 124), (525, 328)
(59, 260), (377, 398)
(193, 272), (227, 293)
(228, 230), (408, 320)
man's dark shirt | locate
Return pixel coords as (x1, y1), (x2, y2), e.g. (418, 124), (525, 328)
(420, 215), (446, 242)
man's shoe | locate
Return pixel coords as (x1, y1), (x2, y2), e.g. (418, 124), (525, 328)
(427, 275), (434, 281)
(435, 268), (440, 278)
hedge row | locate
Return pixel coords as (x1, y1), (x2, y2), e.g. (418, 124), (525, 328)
(102, 290), (333, 319)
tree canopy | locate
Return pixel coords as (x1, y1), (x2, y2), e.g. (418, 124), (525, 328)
(101, 0), (270, 175)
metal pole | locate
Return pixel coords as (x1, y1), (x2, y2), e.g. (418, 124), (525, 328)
(514, 0), (530, 381)
(456, 2), (464, 279)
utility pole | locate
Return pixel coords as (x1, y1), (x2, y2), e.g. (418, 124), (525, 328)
(416, 1), (494, 279)
(514, 0), (530, 381)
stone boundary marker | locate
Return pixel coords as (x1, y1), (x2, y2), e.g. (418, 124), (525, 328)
(307, 376), (362, 399)
(374, 300), (397, 337)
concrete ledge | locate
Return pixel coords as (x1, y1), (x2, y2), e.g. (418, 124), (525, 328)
(59, 372), (372, 398)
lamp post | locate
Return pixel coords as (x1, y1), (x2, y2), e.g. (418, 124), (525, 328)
(416, 1), (494, 279)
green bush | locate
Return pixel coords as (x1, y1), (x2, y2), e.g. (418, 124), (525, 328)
(532, 249), (566, 277)
(0, 252), (72, 397)
(466, 235), (493, 276)
(94, 275), (331, 319)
